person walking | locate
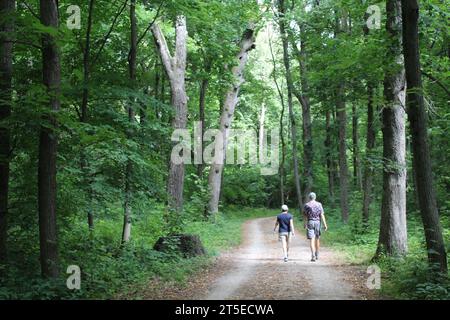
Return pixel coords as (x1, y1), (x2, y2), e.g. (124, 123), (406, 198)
(303, 192), (328, 262)
(273, 205), (295, 262)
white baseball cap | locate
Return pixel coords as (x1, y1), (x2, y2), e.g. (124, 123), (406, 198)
(281, 204), (288, 211)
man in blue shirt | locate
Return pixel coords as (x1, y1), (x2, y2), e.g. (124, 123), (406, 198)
(273, 205), (295, 262)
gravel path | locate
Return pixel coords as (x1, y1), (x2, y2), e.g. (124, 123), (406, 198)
(137, 217), (375, 300)
(203, 217), (361, 300)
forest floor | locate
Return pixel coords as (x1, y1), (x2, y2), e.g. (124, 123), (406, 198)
(139, 217), (378, 300)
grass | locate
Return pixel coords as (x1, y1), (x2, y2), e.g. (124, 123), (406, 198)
(3, 201), (448, 300)
(320, 203), (450, 300)
(0, 206), (273, 299)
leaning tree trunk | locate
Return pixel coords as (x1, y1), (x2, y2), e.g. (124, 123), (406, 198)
(207, 28), (256, 216)
(0, 0), (14, 265)
(401, 0), (447, 272)
(38, 0), (61, 278)
(278, 0), (303, 214)
(375, 0), (407, 258)
(152, 16), (188, 213)
(122, 0), (137, 243)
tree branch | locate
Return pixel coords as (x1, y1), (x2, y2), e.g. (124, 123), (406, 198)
(91, 0), (128, 66)
(422, 70), (450, 97)
(21, 1), (40, 20)
(151, 21), (174, 80)
(136, 1), (165, 47)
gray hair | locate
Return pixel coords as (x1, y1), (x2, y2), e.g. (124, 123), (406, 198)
(308, 192), (316, 200)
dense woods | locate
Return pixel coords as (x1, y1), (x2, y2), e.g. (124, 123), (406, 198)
(0, 0), (448, 299)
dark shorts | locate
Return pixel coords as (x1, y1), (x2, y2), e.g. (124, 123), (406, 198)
(306, 220), (321, 239)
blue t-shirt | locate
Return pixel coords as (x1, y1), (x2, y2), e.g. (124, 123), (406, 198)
(277, 213), (293, 233)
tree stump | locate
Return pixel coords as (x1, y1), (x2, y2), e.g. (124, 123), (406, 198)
(153, 234), (206, 257)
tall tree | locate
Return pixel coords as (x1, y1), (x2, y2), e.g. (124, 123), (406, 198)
(352, 103), (361, 189)
(269, 34), (286, 205)
(375, 0), (407, 257)
(290, 5), (313, 201)
(362, 85), (376, 224)
(38, 0), (61, 278)
(0, 0), (14, 265)
(401, 0), (447, 272)
(335, 11), (349, 223)
(81, 0), (95, 231)
(361, 13), (377, 225)
(122, 0), (137, 243)
(197, 59), (211, 178)
(207, 27), (256, 215)
(152, 16), (188, 213)
(278, 0), (303, 213)
(324, 108), (335, 201)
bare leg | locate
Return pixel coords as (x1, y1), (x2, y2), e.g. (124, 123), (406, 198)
(315, 238), (320, 259)
(281, 236), (288, 258)
(286, 235), (290, 257)
(310, 238), (316, 260)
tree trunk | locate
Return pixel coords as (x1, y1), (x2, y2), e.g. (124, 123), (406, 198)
(268, 34), (285, 205)
(352, 103), (361, 189)
(197, 62), (210, 178)
(38, 0), (60, 278)
(362, 85), (376, 224)
(337, 86), (349, 223)
(80, 0), (95, 231)
(401, 0), (447, 272)
(122, 0), (137, 243)
(0, 0), (14, 265)
(207, 28), (255, 215)
(278, 0), (303, 213)
(258, 103), (266, 161)
(375, 0), (407, 257)
(152, 16), (188, 213)
(335, 11), (349, 223)
(279, 102), (286, 205)
(325, 109), (334, 202)
(290, 18), (313, 202)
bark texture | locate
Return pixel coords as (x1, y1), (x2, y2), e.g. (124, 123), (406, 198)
(152, 16), (188, 213)
(0, 0), (14, 265)
(278, 0), (303, 213)
(376, 0), (407, 257)
(207, 27), (255, 215)
(401, 0), (447, 272)
(38, 0), (61, 278)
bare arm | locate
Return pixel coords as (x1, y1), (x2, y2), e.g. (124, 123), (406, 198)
(321, 213), (328, 231)
(303, 210), (307, 229)
(290, 218), (295, 236)
(273, 219), (279, 233)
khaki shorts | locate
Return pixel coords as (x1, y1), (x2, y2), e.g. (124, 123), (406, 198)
(279, 232), (291, 242)
(306, 220), (321, 239)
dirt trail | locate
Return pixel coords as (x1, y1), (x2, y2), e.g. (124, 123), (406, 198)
(138, 217), (375, 300)
(202, 217), (366, 300)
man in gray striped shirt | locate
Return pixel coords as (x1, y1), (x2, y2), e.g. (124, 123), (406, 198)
(303, 192), (328, 262)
